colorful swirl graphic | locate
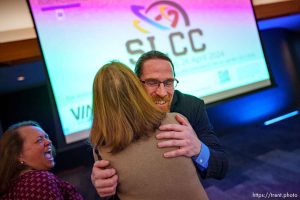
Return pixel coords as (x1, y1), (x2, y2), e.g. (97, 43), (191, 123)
(131, 1), (190, 33)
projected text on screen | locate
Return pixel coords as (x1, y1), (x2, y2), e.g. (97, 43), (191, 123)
(28, 0), (271, 144)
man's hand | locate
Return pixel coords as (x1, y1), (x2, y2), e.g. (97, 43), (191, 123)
(157, 114), (202, 158)
(91, 160), (118, 197)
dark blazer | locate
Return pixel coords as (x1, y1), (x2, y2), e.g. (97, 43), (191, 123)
(171, 90), (228, 179)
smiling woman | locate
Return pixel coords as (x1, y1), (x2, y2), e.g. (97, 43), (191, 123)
(0, 121), (83, 200)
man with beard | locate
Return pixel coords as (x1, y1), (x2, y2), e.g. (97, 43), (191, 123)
(91, 50), (228, 198)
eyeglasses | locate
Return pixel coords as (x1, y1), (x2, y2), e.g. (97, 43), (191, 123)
(141, 78), (179, 88)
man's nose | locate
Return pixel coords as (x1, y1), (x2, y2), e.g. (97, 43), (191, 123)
(155, 83), (168, 97)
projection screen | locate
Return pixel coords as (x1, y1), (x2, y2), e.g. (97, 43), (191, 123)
(27, 0), (272, 145)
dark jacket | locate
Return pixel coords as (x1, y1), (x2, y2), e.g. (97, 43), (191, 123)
(171, 90), (228, 179)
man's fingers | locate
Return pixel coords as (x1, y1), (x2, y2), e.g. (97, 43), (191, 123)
(159, 123), (185, 131)
(157, 139), (188, 148)
(100, 191), (116, 197)
(97, 181), (117, 197)
(92, 167), (116, 179)
(156, 130), (185, 140)
(94, 174), (118, 188)
(99, 192), (115, 198)
(92, 160), (116, 179)
(175, 114), (189, 126)
(91, 159), (119, 197)
(93, 160), (110, 168)
(163, 148), (188, 158)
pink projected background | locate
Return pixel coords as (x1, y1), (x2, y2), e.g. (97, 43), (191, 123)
(28, 0), (271, 143)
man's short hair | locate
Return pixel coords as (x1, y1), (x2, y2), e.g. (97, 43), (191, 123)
(134, 50), (175, 78)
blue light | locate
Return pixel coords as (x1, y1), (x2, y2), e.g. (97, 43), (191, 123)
(258, 14), (300, 31)
(264, 111), (299, 126)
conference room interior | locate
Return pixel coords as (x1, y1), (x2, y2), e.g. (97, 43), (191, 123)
(1, 1), (300, 200)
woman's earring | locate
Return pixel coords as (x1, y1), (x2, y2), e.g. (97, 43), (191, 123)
(20, 161), (24, 165)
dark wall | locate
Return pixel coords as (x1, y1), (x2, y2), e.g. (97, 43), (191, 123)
(207, 28), (300, 135)
(0, 85), (53, 136)
(289, 30), (300, 101)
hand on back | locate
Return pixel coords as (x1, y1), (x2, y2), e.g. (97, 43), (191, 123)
(157, 114), (202, 158)
(91, 160), (118, 197)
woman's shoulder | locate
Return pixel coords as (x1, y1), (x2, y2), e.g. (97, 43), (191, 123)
(21, 170), (56, 180)
(18, 170), (59, 186)
(3, 171), (63, 200)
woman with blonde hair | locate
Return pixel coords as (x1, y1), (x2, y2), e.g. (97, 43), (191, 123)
(90, 61), (208, 200)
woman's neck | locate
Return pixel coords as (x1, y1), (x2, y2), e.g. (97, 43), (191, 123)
(19, 168), (34, 176)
